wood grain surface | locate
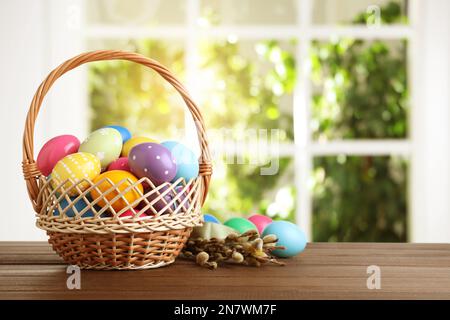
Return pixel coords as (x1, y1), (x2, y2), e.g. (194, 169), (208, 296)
(1, 242), (450, 300)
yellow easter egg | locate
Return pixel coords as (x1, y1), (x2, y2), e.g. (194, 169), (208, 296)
(51, 152), (101, 196)
(122, 136), (157, 157)
(90, 170), (143, 212)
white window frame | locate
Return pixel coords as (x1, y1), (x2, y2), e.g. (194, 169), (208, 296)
(50, 0), (449, 242)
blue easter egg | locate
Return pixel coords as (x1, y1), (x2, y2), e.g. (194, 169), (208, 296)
(53, 196), (96, 218)
(161, 141), (199, 182)
(104, 125), (132, 143)
(204, 213), (220, 224)
(262, 221), (307, 258)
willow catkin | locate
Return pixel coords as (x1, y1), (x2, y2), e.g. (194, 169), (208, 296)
(182, 231), (285, 269)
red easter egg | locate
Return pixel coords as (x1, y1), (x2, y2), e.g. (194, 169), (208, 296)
(37, 135), (80, 176)
(107, 157), (131, 172)
(119, 210), (148, 218)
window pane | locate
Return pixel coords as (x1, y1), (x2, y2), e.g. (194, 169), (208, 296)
(200, 0), (297, 26)
(87, 39), (186, 138)
(310, 39), (408, 140)
(312, 0), (408, 25)
(198, 39), (296, 142)
(87, 0), (186, 26)
(203, 156), (296, 223)
(312, 156), (408, 242)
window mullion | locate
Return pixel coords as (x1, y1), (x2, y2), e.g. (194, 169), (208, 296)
(294, 0), (313, 240)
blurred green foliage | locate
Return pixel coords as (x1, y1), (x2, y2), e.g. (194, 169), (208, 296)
(311, 2), (408, 241)
(89, 39), (298, 223)
(310, 7), (408, 140)
(352, 1), (407, 25)
(198, 40), (296, 139)
(313, 156), (407, 242)
(198, 40), (296, 222)
(89, 40), (185, 139)
(89, 1), (408, 241)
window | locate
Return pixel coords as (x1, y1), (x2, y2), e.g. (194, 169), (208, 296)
(85, 0), (417, 241)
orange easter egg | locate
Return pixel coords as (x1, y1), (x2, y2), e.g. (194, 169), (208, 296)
(90, 170), (143, 212)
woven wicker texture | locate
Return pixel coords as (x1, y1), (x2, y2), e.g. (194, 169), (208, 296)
(47, 228), (192, 270)
(22, 50), (212, 269)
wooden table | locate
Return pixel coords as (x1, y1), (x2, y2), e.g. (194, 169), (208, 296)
(1, 242), (450, 300)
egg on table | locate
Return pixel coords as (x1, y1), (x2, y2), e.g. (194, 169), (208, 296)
(79, 128), (122, 170)
(104, 125), (132, 143)
(37, 134), (80, 176)
(51, 152), (101, 196)
(90, 170), (143, 212)
(122, 136), (158, 157)
(107, 157), (131, 172)
(161, 141), (199, 182)
(224, 217), (258, 234)
(203, 213), (221, 224)
(262, 221), (307, 258)
(128, 143), (177, 185)
(248, 214), (273, 234)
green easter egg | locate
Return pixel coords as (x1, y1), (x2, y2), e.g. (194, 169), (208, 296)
(224, 217), (258, 234)
(79, 128), (122, 170)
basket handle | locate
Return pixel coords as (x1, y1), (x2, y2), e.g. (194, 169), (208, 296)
(22, 50), (212, 211)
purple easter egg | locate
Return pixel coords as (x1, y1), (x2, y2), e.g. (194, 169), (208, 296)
(128, 143), (177, 185)
(144, 185), (173, 213)
(141, 185), (189, 215)
(173, 186), (189, 210)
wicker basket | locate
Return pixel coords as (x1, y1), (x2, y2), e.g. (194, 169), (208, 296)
(22, 50), (212, 270)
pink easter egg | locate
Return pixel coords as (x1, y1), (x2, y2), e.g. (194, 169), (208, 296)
(36, 135), (80, 176)
(248, 214), (273, 234)
(107, 157), (131, 172)
(119, 210), (149, 218)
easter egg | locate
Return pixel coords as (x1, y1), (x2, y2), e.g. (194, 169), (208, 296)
(143, 185), (188, 214)
(262, 221), (307, 258)
(104, 125), (131, 143)
(79, 128), (122, 170)
(51, 152), (101, 196)
(248, 214), (273, 234)
(203, 214), (220, 224)
(90, 170), (143, 212)
(37, 135), (80, 176)
(107, 157), (131, 172)
(119, 209), (149, 218)
(53, 195), (96, 218)
(143, 185), (173, 213)
(128, 143), (177, 185)
(224, 217), (258, 234)
(171, 185), (190, 211)
(122, 136), (158, 157)
(161, 141), (199, 182)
